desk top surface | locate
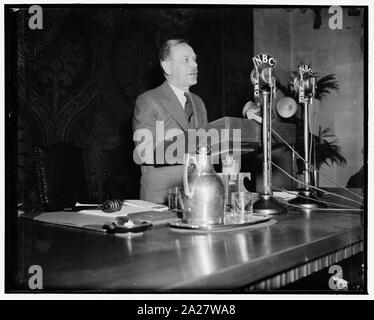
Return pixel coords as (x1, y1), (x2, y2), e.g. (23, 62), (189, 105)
(15, 190), (364, 292)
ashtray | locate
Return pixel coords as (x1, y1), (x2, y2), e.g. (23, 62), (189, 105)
(103, 220), (152, 234)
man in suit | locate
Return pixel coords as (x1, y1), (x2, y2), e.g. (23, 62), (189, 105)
(133, 39), (208, 204)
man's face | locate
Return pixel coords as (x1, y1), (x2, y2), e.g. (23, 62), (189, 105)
(163, 43), (198, 90)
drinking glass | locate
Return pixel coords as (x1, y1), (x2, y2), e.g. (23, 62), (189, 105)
(168, 186), (182, 212)
(231, 191), (253, 223)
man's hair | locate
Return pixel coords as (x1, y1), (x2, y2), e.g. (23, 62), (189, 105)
(159, 38), (189, 62)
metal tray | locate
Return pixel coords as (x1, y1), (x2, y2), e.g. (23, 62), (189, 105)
(169, 214), (272, 232)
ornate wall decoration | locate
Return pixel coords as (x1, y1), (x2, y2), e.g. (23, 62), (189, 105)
(17, 8), (69, 62)
(18, 9), (102, 144)
(17, 112), (34, 203)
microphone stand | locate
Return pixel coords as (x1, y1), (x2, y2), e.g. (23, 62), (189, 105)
(253, 88), (287, 215)
(289, 94), (326, 209)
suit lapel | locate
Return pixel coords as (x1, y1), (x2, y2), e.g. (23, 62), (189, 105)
(160, 81), (189, 132)
(189, 93), (200, 129)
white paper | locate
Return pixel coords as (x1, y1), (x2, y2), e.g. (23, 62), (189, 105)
(34, 211), (116, 227)
(78, 204), (151, 217)
(123, 200), (168, 211)
(273, 191), (298, 201)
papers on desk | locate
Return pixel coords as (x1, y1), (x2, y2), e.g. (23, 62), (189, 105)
(273, 191), (298, 201)
(33, 211), (115, 229)
(122, 200), (169, 212)
(27, 200), (172, 232)
(75, 200), (168, 217)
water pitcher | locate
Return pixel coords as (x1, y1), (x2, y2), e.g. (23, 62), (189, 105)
(183, 147), (225, 225)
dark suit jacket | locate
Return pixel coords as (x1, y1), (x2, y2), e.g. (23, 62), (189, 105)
(133, 81), (208, 203)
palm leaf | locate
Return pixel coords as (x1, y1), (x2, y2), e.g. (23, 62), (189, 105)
(295, 126), (346, 172)
(277, 72), (339, 101)
(314, 74), (339, 100)
(313, 126), (346, 169)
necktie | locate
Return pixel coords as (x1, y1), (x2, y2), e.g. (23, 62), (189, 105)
(184, 92), (193, 123)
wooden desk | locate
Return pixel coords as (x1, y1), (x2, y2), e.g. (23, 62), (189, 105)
(13, 191), (364, 292)
(207, 116), (296, 158)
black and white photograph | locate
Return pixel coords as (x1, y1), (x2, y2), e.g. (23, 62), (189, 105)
(3, 1), (369, 299)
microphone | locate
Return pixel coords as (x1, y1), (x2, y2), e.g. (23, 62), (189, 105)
(251, 66), (275, 86)
(251, 54), (277, 94)
(260, 67), (274, 85)
(242, 101), (262, 123)
(294, 64), (314, 103)
(247, 54), (287, 214)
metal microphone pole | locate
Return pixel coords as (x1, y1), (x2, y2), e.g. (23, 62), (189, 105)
(289, 76), (326, 209)
(253, 74), (287, 215)
(262, 90), (271, 195)
(304, 98), (311, 191)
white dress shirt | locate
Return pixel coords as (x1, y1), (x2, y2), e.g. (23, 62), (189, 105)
(169, 83), (188, 109)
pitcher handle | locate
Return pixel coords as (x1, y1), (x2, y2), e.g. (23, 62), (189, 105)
(183, 153), (195, 198)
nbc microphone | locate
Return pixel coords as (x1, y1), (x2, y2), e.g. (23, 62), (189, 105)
(294, 64), (314, 103)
